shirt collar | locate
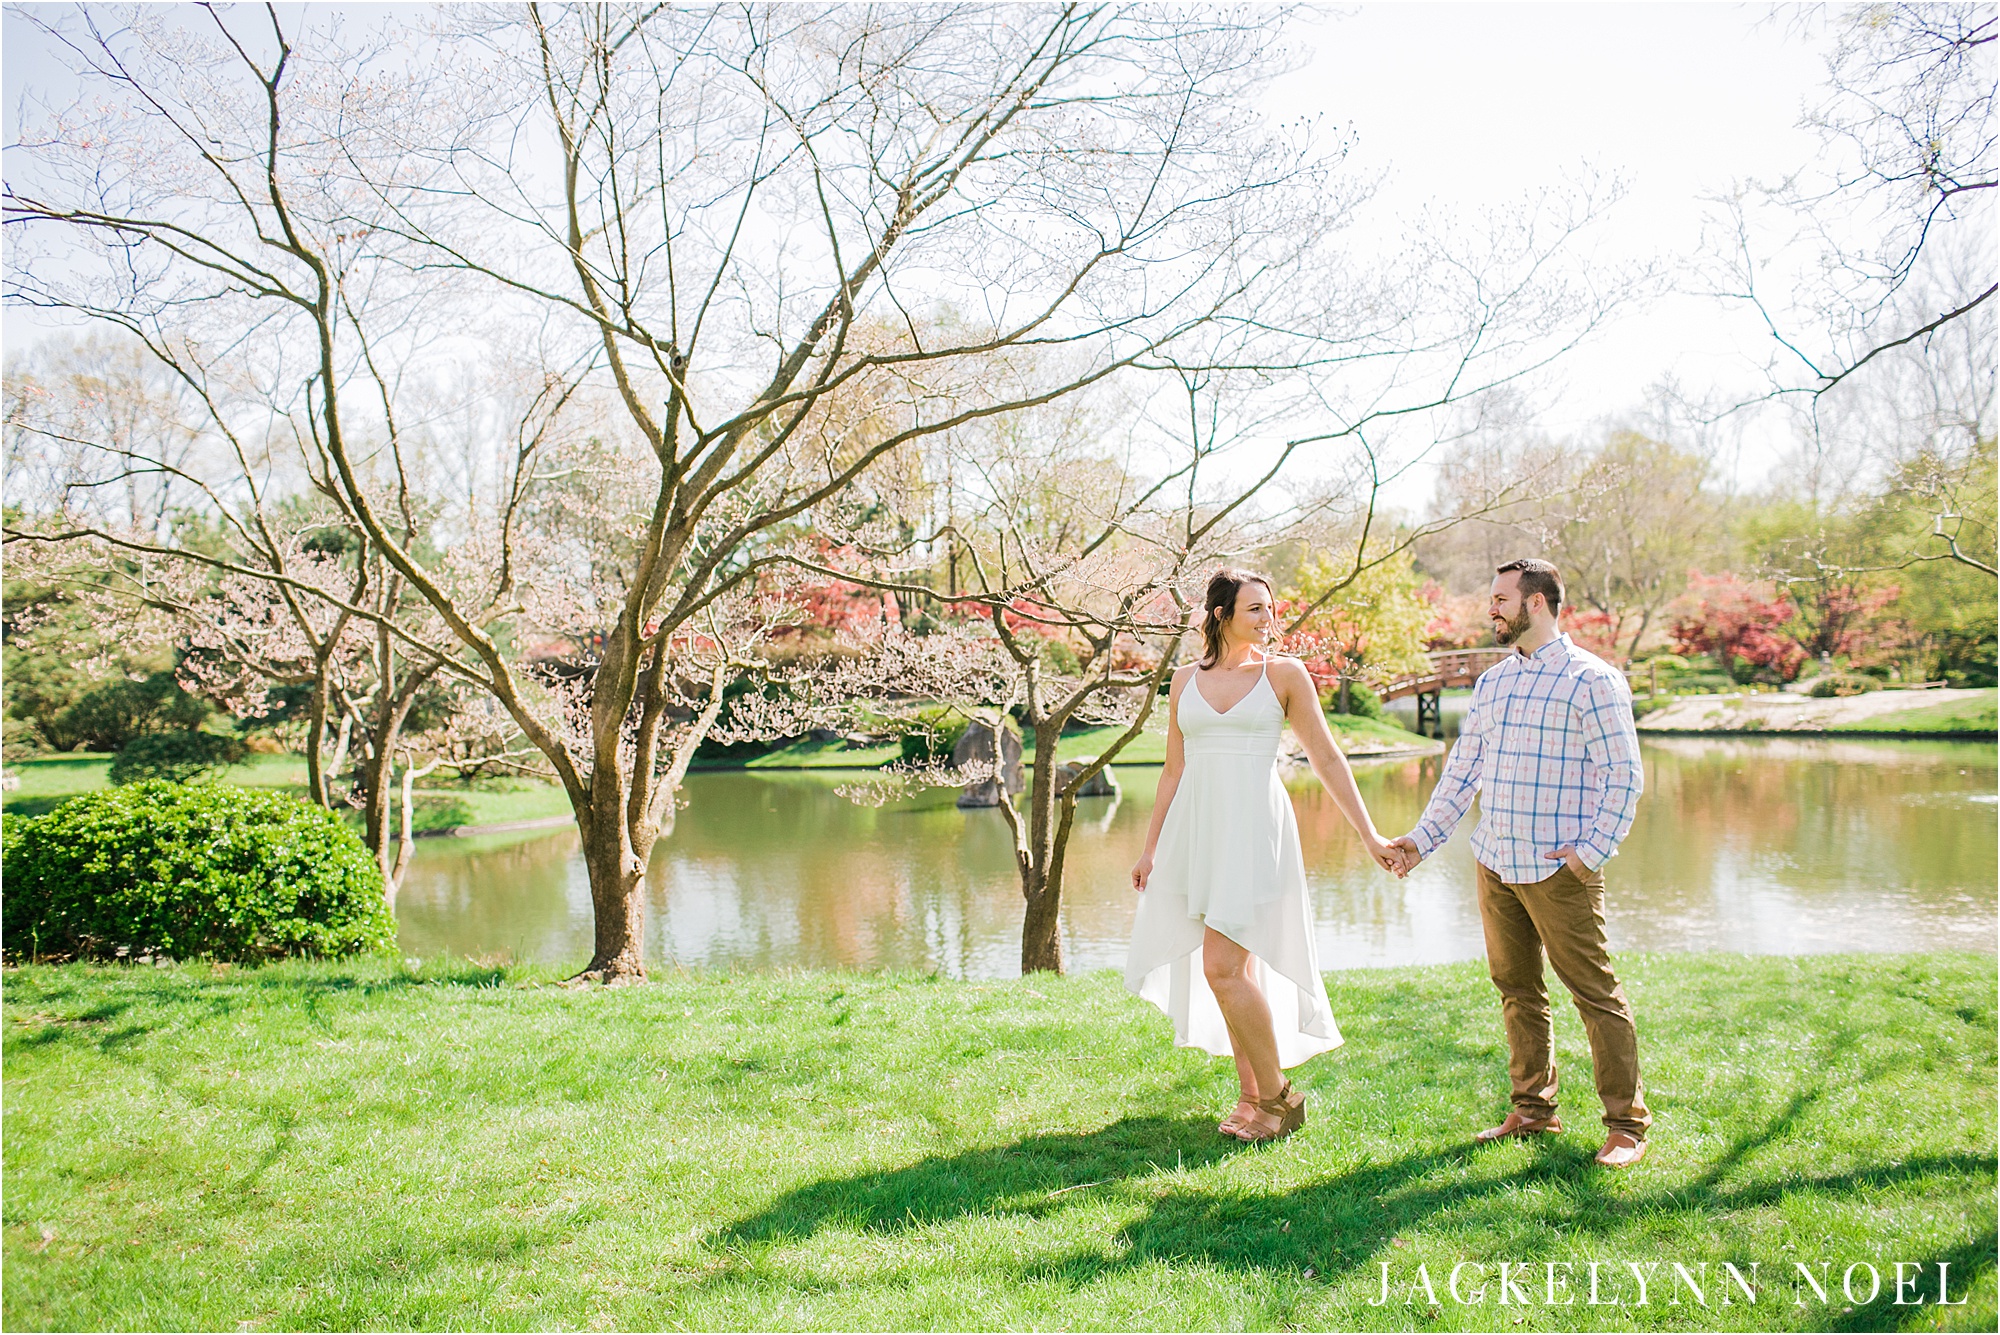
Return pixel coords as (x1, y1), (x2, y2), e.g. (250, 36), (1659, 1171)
(1516, 631), (1572, 664)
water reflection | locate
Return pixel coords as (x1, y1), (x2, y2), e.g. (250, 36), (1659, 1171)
(391, 737), (1997, 976)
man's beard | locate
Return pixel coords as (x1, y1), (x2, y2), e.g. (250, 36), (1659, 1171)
(1491, 608), (1532, 645)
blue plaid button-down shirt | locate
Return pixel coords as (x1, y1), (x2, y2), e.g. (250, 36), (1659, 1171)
(1409, 632), (1644, 883)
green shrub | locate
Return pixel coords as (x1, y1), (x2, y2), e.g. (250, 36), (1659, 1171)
(1, 782), (396, 963)
(1040, 638), (1082, 676)
(108, 730), (250, 785)
(1808, 673), (1881, 698)
(1937, 631), (1998, 689)
(899, 706), (974, 763)
(1723, 652), (1762, 686)
(5, 667), (212, 755)
(1328, 681), (1384, 719)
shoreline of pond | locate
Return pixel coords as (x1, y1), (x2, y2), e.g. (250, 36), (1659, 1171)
(1639, 726), (1997, 739)
(411, 743), (1451, 838)
(686, 741), (1450, 773)
(6, 730), (1991, 839)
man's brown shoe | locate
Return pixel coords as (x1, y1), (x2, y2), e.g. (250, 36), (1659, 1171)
(1474, 1111), (1564, 1143)
(1594, 1132), (1646, 1169)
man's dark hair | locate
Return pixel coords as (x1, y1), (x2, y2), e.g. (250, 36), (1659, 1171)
(1496, 558), (1564, 616)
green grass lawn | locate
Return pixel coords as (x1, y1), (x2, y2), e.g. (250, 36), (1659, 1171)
(3, 953), (1991, 1331)
(399, 779), (577, 830)
(2, 753), (305, 819)
(690, 736), (908, 770)
(1831, 689), (1998, 736)
(1322, 712), (1436, 754)
(1036, 721), (1171, 763)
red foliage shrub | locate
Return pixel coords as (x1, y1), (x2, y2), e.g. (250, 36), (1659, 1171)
(1419, 581), (1489, 651)
(1669, 570), (1807, 680)
(1271, 597), (1353, 695)
(787, 577), (899, 637)
(1791, 581), (1901, 662)
(1559, 607), (1628, 664)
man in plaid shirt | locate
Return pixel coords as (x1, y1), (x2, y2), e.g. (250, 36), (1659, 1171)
(1389, 558), (1652, 1168)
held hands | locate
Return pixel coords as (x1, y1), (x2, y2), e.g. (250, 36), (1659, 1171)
(1375, 834), (1422, 879)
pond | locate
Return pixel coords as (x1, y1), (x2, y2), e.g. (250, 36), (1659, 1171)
(392, 736), (1998, 977)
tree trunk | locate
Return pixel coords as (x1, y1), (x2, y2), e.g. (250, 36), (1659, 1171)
(564, 660), (734, 986)
(1021, 784), (1082, 974)
(1020, 869), (1067, 974)
(360, 747), (395, 877)
(1018, 718), (1069, 975)
(387, 756), (440, 906)
(358, 676), (430, 887)
(305, 665), (329, 808)
(1625, 608), (1653, 661)
(576, 795), (649, 983)
(325, 710), (354, 803)
(388, 759), (416, 907)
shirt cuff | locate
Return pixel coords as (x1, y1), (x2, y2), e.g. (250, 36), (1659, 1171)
(1575, 839), (1615, 871)
(1410, 823), (1445, 858)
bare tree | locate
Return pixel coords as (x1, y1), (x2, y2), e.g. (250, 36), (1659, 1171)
(2, 337), (205, 541)
(813, 214), (1641, 974)
(1709, 3), (1994, 408)
(810, 383), (1222, 974)
(1544, 431), (1731, 656)
(5, 4), (1335, 982)
(1, 306), (595, 894)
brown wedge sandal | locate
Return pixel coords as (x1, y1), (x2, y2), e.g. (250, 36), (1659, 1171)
(1218, 1098), (1258, 1138)
(1233, 1080), (1307, 1144)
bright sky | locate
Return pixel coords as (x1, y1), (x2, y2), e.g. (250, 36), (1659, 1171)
(3, 2), (1841, 498)
(1268, 2), (1833, 495)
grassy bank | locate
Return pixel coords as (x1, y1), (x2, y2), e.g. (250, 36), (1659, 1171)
(1, 755), (569, 830)
(708, 710), (1434, 771)
(3, 953), (1992, 1331)
(1035, 712), (1431, 765)
(6, 710), (1429, 813)
(1, 752), (304, 818)
(1828, 689), (1997, 735)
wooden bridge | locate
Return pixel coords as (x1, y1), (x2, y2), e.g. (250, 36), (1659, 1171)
(1371, 648), (1665, 735)
(1372, 649), (1514, 736)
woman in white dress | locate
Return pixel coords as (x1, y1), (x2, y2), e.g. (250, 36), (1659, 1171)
(1127, 568), (1402, 1143)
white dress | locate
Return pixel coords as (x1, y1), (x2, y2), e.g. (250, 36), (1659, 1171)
(1124, 660), (1343, 1067)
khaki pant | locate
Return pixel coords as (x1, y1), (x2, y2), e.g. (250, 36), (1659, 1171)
(1476, 860), (1652, 1140)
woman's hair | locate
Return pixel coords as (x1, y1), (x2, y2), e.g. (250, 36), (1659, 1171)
(1199, 567), (1274, 667)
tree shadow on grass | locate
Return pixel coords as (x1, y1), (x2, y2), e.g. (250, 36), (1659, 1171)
(707, 1040), (1996, 1328)
(1821, 1228), (1998, 1333)
(1096, 1044), (1994, 1292)
(715, 1115), (1251, 1245)
(3, 960), (510, 1054)
(1082, 1142), (1995, 1283)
